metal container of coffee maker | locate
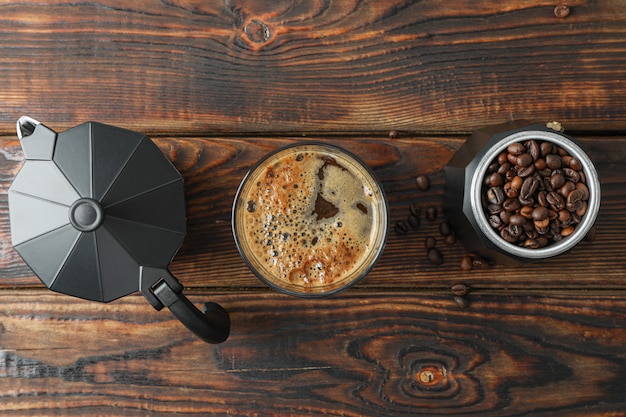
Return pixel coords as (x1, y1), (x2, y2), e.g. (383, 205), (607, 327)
(443, 120), (601, 265)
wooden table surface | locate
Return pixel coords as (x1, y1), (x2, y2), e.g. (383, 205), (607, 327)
(1, 1), (626, 415)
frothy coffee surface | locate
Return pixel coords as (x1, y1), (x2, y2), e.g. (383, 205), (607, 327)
(239, 146), (382, 291)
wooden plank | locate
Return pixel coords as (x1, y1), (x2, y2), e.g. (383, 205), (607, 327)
(1, 1), (626, 134)
(1, 133), (625, 290)
(0, 290), (625, 416)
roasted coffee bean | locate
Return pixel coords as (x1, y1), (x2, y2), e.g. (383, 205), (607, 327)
(425, 236), (437, 250)
(540, 141), (554, 156)
(520, 205), (534, 219)
(575, 182), (589, 200)
(499, 210), (512, 224)
(525, 228), (539, 240)
(509, 214), (526, 227)
(537, 236), (549, 247)
(546, 191), (565, 210)
(425, 206), (438, 221)
(534, 158), (547, 170)
(516, 153), (533, 168)
(561, 225), (575, 237)
(537, 190), (549, 207)
(511, 175), (523, 190)
(439, 222), (451, 236)
(576, 201), (588, 217)
(410, 203), (422, 217)
(545, 154), (562, 170)
(427, 248), (444, 265)
(569, 157), (582, 171)
(559, 181), (576, 198)
(532, 206), (548, 221)
(407, 214), (421, 228)
(523, 238), (539, 249)
(561, 155), (572, 167)
(500, 227), (517, 243)
(508, 224), (524, 238)
(487, 204), (503, 214)
(547, 209), (558, 221)
(567, 188), (585, 205)
(520, 176), (539, 200)
(549, 172), (565, 189)
(508, 142), (526, 155)
(472, 256), (490, 269)
(451, 283), (470, 296)
(497, 151), (508, 165)
(460, 256), (473, 271)
(563, 167), (580, 183)
(453, 296), (470, 308)
(503, 198), (521, 212)
(416, 175), (430, 191)
(497, 162), (511, 175)
(526, 140), (540, 160)
(444, 233), (456, 245)
(517, 164), (535, 178)
(518, 195), (534, 206)
(394, 221), (409, 235)
(566, 200), (583, 213)
(558, 209), (571, 224)
(534, 218), (550, 234)
(507, 152), (519, 165)
(487, 172), (504, 187)
(504, 182), (519, 199)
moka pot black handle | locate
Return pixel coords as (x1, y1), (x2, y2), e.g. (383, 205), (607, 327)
(140, 266), (230, 344)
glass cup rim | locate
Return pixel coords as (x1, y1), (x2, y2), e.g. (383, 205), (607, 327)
(232, 141), (389, 297)
(470, 129), (601, 259)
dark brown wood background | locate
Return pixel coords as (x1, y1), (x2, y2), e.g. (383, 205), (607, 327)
(1, 1), (625, 415)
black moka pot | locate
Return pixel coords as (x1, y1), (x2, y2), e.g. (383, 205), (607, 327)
(8, 116), (230, 344)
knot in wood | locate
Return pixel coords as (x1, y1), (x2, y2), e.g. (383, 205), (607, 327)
(554, 5), (570, 18)
(244, 19), (271, 44)
(416, 366), (444, 386)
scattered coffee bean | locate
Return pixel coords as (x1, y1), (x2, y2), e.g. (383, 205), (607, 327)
(453, 295), (470, 308)
(427, 248), (443, 265)
(410, 203), (422, 217)
(425, 236), (437, 250)
(444, 233), (456, 245)
(439, 222), (451, 236)
(388, 130), (398, 139)
(407, 214), (421, 228)
(472, 256), (490, 269)
(416, 175), (430, 191)
(451, 283), (470, 296)
(394, 221), (409, 235)
(460, 256), (472, 271)
(481, 139), (590, 248)
(425, 206), (438, 222)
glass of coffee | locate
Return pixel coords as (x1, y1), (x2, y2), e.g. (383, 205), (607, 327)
(232, 142), (388, 297)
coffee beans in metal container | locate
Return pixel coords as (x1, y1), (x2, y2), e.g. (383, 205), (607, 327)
(481, 139), (589, 249)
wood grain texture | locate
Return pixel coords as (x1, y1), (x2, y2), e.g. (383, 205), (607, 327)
(1, 0), (626, 134)
(1, 290), (625, 416)
(1, 1), (626, 415)
(2, 133), (625, 290)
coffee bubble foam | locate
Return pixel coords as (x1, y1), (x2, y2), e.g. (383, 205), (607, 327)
(241, 149), (379, 290)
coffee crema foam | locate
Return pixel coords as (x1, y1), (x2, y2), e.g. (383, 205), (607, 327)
(241, 149), (379, 290)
